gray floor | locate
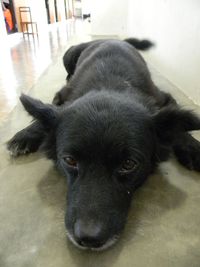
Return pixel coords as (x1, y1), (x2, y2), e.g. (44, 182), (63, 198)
(0, 21), (200, 267)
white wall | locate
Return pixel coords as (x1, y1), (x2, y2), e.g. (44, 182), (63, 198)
(128, 0), (200, 105)
(91, 0), (129, 36)
(90, 0), (200, 105)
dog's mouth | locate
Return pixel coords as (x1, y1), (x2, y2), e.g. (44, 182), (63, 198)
(66, 231), (119, 251)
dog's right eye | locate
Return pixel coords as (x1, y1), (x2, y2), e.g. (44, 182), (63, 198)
(118, 159), (138, 174)
(63, 156), (78, 168)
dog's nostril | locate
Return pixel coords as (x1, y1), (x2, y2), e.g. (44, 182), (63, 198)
(79, 237), (102, 248)
(74, 219), (104, 248)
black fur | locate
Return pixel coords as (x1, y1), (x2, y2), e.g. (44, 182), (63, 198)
(7, 38), (200, 250)
(124, 38), (154, 50)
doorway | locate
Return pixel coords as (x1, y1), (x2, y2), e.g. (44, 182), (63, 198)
(54, 0), (58, 22)
(45, 0), (51, 24)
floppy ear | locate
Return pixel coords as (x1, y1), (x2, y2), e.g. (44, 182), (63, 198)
(20, 94), (58, 129)
(153, 107), (200, 144)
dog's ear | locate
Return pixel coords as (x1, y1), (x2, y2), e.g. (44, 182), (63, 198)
(152, 107), (200, 144)
(20, 94), (58, 130)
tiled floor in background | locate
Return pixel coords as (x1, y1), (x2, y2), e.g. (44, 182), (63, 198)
(0, 19), (200, 267)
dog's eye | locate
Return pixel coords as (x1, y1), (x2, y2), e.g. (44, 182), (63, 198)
(119, 159), (138, 173)
(63, 156), (78, 168)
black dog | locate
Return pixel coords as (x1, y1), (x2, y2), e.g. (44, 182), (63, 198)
(7, 38), (200, 251)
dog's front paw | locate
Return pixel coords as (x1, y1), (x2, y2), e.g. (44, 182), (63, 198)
(173, 135), (200, 172)
(7, 129), (42, 157)
(7, 131), (32, 157)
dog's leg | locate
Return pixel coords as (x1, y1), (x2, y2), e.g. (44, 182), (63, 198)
(173, 133), (200, 172)
(63, 41), (92, 80)
(7, 121), (46, 157)
(153, 89), (200, 172)
(52, 85), (73, 106)
(53, 41), (93, 105)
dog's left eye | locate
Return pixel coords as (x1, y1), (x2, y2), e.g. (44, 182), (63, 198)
(63, 156), (78, 168)
(119, 159), (138, 173)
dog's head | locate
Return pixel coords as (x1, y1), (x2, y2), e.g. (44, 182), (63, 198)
(20, 92), (200, 250)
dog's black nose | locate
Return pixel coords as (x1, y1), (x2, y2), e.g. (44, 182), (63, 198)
(74, 219), (104, 248)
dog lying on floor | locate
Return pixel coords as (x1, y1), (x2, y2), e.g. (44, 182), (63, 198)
(7, 38), (200, 251)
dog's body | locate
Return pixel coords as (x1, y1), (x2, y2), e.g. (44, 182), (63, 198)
(7, 38), (200, 250)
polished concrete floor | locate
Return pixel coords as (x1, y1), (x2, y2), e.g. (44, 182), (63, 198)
(0, 19), (91, 122)
(0, 20), (200, 267)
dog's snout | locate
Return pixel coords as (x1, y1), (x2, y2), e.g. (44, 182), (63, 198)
(74, 219), (104, 248)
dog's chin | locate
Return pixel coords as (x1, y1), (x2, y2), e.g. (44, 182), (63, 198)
(66, 231), (119, 251)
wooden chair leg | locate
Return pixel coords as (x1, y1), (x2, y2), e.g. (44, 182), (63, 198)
(35, 23), (38, 38)
(27, 24), (29, 39)
(21, 22), (25, 39)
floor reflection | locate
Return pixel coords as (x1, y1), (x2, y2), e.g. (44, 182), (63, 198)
(0, 19), (84, 123)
